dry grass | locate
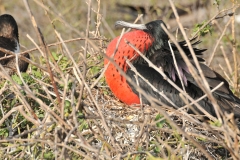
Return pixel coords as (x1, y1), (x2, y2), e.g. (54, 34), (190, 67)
(0, 0), (239, 159)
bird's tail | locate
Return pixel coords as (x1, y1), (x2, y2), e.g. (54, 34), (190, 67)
(231, 95), (240, 118)
(218, 94), (240, 118)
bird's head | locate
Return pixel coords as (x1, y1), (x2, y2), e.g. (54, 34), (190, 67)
(115, 20), (169, 49)
(0, 14), (19, 42)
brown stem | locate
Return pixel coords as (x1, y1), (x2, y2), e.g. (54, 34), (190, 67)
(23, 0), (62, 108)
(76, 0), (91, 111)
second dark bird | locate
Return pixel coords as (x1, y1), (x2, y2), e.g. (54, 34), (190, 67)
(0, 14), (29, 75)
(104, 20), (240, 118)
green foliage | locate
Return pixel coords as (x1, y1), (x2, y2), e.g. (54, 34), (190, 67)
(196, 136), (207, 142)
(12, 74), (23, 85)
(0, 128), (8, 137)
(192, 21), (213, 36)
(0, 50), (80, 158)
(43, 151), (55, 159)
(89, 65), (101, 77)
(51, 52), (70, 71)
(0, 51), (74, 139)
(64, 100), (72, 117)
(12, 72), (35, 85)
(146, 152), (164, 160)
(213, 0), (221, 6)
(78, 112), (89, 131)
(31, 65), (43, 78)
(153, 146), (160, 153)
(210, 120), (222, 127)
(155, 114), (166, 128)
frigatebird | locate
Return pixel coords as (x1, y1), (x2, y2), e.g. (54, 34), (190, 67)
(0, 14), (29, 75)
(104, 20), (240, 118)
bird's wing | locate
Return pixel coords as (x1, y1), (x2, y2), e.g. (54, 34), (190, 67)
(148, 49), (190, 86)
(186, 62), (240, 105)
(126, 64), (219, 117)
(148, 38), (232, 93)
(147, 38), (240, 109)
(148, 38), (206, 85)
(171, 37), (206, 62)
(127, 64), (240, 118)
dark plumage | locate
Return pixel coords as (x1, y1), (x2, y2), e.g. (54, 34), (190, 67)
(0, 14), (29, 75)
(105, 20), (240, 118)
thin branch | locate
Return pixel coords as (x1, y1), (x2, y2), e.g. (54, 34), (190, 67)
(220, 45), (233, 74)
(77, 0), (91, 111)
(207, 18), (232, 65)
(23, 0), (62, 107)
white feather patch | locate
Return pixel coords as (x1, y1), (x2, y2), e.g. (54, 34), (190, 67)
(14, 40), (20, 54)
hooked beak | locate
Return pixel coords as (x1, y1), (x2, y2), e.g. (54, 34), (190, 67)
(115, 21), (147, 30)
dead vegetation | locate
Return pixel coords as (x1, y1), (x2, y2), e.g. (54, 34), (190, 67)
(0, 0), (239, 159)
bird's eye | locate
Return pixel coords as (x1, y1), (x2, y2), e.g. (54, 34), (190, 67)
(147, 24), (153, 30)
